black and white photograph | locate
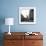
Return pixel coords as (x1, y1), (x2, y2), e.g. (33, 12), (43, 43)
(19, 7), (36, 24)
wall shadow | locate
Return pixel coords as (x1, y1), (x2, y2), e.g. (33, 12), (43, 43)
(0, 16), (5, 46)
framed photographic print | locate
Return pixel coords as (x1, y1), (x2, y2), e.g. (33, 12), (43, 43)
(19, 7), (36, 24)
